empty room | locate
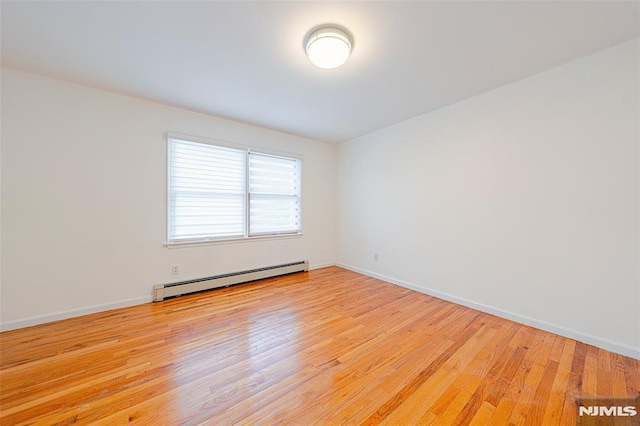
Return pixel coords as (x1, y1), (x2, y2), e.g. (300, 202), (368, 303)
(1, 1), (639, 424)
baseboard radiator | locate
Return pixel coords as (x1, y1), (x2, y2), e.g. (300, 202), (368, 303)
(153, 260), (309, 302)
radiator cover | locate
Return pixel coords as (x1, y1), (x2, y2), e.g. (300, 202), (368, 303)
(153, 260), (309, 301)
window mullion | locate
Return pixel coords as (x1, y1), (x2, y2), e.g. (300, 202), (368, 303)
(246, 150), (251, 238)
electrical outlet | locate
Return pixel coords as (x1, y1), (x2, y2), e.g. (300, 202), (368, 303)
(374, 253), (379, 261)
(171, 264), (180, 275)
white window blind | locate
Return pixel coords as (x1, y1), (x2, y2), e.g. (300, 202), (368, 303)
(167, 136), (302, 244)
(168, 138), (246, 242)
(248, 152), (302, 236)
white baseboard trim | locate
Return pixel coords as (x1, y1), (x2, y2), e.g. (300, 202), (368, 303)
(309, 261), (336, 270)
(0, 296), (152, 332)
(337, 263), (640, 360)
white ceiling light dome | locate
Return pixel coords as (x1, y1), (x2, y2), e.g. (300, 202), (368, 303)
(305, 26), (352, 70)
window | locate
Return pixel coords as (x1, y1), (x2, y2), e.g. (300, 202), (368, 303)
(168, 136), (302, 243)
(248, 152), (302, 236)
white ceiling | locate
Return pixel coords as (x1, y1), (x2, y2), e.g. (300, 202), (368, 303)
(2, 1), (639, 144)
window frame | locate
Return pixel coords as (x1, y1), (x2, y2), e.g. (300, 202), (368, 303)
(165, 133), (303, 247)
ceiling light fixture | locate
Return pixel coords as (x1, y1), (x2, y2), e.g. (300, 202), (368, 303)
(305, 26), (352, 70)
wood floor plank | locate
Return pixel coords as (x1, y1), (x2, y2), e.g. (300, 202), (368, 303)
(1, 266), (638, 425)
(559, 341), (588, 426)
(540, 339), (575, 425)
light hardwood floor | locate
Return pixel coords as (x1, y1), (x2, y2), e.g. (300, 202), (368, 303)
(1, 267), (638, 425)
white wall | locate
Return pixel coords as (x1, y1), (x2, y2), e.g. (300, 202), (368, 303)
(337, 39), (640, 358)
(1, 68), (337, 329)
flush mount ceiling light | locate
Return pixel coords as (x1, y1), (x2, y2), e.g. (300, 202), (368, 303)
(305, 26), (352, 69)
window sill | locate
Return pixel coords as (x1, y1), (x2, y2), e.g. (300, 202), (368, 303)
(164, 233), (303, 249)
